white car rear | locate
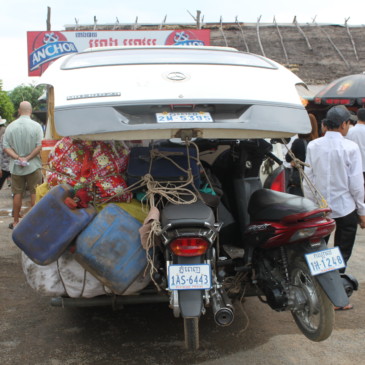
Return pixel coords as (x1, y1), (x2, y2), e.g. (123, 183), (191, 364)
(38, 46), (310, 141)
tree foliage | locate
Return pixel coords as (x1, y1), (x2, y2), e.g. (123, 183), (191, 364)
(8, 84), (46, 114)
(0, 81), (15, 122)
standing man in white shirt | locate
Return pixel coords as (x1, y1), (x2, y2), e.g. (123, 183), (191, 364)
(346, 108), (365, 181)
(303, 106), (365, 306)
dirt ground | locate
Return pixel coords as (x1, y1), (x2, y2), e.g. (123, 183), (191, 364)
(1, 184), (365, 365)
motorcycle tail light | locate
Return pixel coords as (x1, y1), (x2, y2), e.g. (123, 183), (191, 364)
(289, 220), (335, 243)
(311, 221), (336, 239)
(270, 169), (286, 192)
(169, 237), (209, 257)
(289, 227), (316, 242)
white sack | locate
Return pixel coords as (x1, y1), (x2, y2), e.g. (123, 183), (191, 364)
(21, 251), (65, 297)
(22, 251), (151, 297)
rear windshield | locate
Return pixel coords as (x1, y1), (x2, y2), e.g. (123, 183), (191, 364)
(61, 48), (277, 70)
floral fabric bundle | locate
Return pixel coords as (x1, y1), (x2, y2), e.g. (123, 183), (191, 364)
(47, 137), (132, 206)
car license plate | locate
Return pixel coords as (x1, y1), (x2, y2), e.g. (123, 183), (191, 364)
(168, 264), (211, 290)
(305, 247), (346, 276)
(156, 112), (213, 123)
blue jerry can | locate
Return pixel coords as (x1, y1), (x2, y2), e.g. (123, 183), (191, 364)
(74, 203), (147, 294)
(12, 184), (97, 265)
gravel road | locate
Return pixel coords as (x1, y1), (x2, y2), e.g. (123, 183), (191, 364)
(1, 185), (364, 365)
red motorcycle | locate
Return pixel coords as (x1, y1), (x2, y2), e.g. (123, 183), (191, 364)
(238, 188), (345, 341)
(156, 138), (350, 348)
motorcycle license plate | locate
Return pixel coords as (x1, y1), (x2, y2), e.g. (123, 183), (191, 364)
(156, 112), (213, 123)
(305, 247), (346, 276)
(168, 264), (211, 290)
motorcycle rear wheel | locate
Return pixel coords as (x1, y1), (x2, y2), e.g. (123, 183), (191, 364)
(184, 317), (199, 350)
(290, 258), (334, 342)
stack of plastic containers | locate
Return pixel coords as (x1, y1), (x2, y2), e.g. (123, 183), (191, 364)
(12, 184), (97, 265)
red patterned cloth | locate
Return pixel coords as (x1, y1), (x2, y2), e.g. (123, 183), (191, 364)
(47, 137), (132, 206)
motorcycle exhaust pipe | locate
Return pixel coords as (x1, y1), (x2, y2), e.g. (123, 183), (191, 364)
(211, 289), (234, 326)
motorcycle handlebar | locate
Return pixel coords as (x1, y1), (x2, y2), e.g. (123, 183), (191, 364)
(265, 151), (283, 166)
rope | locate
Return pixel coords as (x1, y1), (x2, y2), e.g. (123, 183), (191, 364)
(143, 174), (197, 205)
(236, 300), (250, 334)
(143, 219), (164, 291)
(282, 138), (328, 208)
(57, 259), (70, 298)
(139, 143), (198, 290)
(139, 141), (214, 291)
(57, 257), (87, 298)
(141, 141), (209, 206)
(223, 271), (250, 333)
(189, 140), (216, 196)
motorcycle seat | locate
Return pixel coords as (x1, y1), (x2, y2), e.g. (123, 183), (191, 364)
(161, 200), (215, 229)
(248, 188), (319, 221)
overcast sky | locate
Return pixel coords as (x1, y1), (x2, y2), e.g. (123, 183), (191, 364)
(1, 0), (365, 91)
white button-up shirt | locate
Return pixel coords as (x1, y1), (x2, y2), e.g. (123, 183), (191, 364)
(346, 123), (365, 172)
(303, 131), (365, 218)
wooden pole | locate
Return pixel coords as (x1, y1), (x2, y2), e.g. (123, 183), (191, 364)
(196, 10), (201, 29)
(219, 17), (228, 47)
(187, 10), (202, 29)
(315, 22), (351, 70)
(46, 6), (51, 30)
(293, 16), (313, 51)
(113, 17), (119, 30)
(159, 15), (167, 30)
(256, 15), (266, 57)
(133, 16), (138, 30)
(273, 17), (289, 65)
(47, 87), (61, 140)
(345, 17), (359, 61)
(235, 17), (249, 52)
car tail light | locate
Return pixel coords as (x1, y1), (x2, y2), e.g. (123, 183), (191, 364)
(169, 237), (209, 257)
(324, 98), (353, 105)
(270, 169), (286, 192)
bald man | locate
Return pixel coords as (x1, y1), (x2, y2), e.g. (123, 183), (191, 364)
(3, 101), (44, 229)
